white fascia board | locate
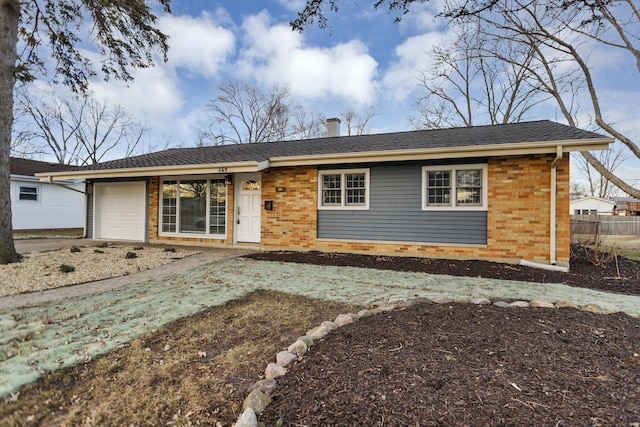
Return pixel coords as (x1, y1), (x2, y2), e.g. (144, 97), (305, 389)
(256, 160), (271, 171)
(35, 161), (261, 181)
(268, 138), (613, 167)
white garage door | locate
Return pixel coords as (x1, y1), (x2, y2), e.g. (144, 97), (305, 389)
(94, 182), (146, 241)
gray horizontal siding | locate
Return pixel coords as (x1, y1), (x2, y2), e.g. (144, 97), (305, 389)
(86, 187), (94, 239)
(318, 163), (487, 245)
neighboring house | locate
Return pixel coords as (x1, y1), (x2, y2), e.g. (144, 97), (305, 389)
(37, 120), (612, 268)
(10, 157), (85, 231)
(569, 196), (615, 215)
(612, 197), (640, 216)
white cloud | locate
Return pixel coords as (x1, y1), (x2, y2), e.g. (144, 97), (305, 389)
(273, 0), (306, 12)
(382, 31), (452, 101)
(89, 65), (184, 127)
(397, 2), (443, 33)
(159, 13), (235, 77)
(236, 11), (379, 105)
(81, 12), (237, 136)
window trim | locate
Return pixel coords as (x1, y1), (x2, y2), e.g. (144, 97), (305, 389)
(158, 175), (228, 239)
(18, 184), (40, 202)
(318, 168), (370, 210)
(421, 164), (488, 211)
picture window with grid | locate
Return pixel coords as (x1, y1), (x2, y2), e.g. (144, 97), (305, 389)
(319, 169), (369, 210)
(422, 165), (487, 210)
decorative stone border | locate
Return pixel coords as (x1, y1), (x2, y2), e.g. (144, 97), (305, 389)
(232, 296), (636, 427)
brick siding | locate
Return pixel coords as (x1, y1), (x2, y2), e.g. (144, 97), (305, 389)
(259, 154), (570, 266)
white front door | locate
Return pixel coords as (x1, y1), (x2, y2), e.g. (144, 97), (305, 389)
(236, 174), (261, 243)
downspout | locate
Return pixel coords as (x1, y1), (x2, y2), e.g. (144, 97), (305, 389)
(82, 181), (88, 238)
(550, 145), (563, 266)
(46, 176), (86, 195)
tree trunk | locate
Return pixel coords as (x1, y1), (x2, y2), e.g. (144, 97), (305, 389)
(0, 1), (21, 264)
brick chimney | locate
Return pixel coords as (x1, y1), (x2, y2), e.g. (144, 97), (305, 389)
(326, 118), (341, 137)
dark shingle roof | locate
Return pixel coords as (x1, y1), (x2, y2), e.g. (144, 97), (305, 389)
(10, 157), (76, 176)
(62, 120), (610, 172)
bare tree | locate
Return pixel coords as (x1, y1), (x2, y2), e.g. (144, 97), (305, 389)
(289, 107), (327, 140)
(410, 23), (547, 130)
(202, 80), (292, 144)
(16, 89), (86, 164)
(16, 89), (147, 165)
(570, 181), (589, 200)
(10, 90), (46, 158)
(466, 0), (640, 198)
(341, 107), (377, 135)
(572, 143), (628, 199)
(201, 80), (355, 145)
(74, 97), (147, 165)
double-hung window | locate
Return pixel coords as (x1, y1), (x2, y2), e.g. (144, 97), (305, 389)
(160, 177), (227, 237)
(422, 164), (487, 210)
(19, 185), (39, 201)
(319, 169), (369, 210)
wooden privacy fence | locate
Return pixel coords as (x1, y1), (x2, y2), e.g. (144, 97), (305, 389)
(570, 215), (640, 236)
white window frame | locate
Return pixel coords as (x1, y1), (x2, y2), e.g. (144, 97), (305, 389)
(422, 164), (488, 211)
(18, 184), (40, 202)
(318, 169), (370, 210)
(158, 175), (228, 238)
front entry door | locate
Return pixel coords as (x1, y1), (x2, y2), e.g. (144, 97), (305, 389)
(236, 174), (261, 243)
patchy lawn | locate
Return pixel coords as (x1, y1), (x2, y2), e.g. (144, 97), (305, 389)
(1, 249), (639, 426)
(0, 291), (358, 426)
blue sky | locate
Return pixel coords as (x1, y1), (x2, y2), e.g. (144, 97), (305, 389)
(27, 0), (640, 190)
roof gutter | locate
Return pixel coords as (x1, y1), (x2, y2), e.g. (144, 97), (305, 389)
(45, 177), (86, 195)
(268, 138), (612, 167)
(35, 161), (261, 182)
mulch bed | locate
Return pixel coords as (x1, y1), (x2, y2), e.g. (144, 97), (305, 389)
(260, 304), (640, 426)
(246, 246), (640, 426)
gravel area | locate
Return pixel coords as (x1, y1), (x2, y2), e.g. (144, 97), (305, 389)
(0, 244), (200, 297)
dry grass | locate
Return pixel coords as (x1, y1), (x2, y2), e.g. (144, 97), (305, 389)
(13, 229), (84, 239)
(0, 290), (359, 426)
(605, 235), (640, 261)
(572, 234), (640, 262)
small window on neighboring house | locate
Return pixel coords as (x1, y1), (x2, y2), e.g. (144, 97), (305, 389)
(422, 165), (488, 210)
(318, 169), (370, 209)
(19, 185), (39, 201)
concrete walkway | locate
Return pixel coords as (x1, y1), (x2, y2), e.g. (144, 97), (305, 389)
(2, 239), (257, 310)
